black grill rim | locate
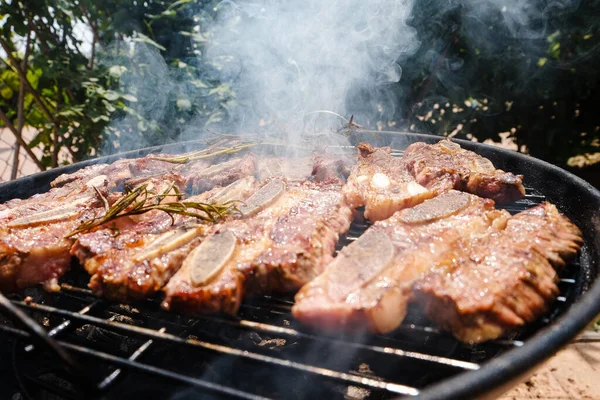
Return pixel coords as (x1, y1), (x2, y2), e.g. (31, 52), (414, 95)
(0, 131), (599, 400)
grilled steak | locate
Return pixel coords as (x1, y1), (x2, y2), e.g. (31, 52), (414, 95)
(413, 202), (583, 343)
(162, 177), (354, 315)
(343, 143), (434, 222)
(402, 139), (525, 203)
(72, 177), (258, 302)
(51, 154), (185, 190)
(184, 153), (257, 194)
(292, 191), (509, 333)
(258, 153), (349, 183)
(0, 175), (114, 291)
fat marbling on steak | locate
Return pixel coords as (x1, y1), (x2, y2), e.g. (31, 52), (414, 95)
(162, 173), (354, 315)
(413, 202), (583, 343)
(293, 191), (510, 333)
(402, 139), (525, 203)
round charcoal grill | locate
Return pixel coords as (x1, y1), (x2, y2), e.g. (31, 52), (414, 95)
(0, 132), (598, 400)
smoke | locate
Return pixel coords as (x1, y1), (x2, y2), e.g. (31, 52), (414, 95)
(100, 0), (585, 154)
(202, 0), (419, 140)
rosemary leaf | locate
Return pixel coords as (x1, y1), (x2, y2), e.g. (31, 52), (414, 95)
(66, 182), (237, 237)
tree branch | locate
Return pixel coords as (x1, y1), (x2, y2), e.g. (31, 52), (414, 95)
(0, 35), (62, 166)
(11, 28), (33, 179)
(0, 109), (45, 171)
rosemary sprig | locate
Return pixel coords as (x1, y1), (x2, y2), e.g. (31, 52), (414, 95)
(150, 143), (256, 164)
(67, 182), (238, 237)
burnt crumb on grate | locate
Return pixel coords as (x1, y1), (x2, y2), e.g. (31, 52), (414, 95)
(75, 314), (140, 354)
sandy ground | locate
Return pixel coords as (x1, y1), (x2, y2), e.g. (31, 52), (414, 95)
(499, 334), (600, 400)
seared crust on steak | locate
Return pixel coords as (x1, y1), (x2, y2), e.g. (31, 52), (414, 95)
(343, 143), (434, 222)
(412, 202), (582, 343)
(403, 139), (525, 203)
(292, 192), (510, 333)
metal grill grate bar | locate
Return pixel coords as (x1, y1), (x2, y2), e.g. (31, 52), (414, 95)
(0, 324), (268, 400)
(56, 284), (484, 365)
(199, 316), (479, 370)
(97, 327), (166, 390)
(11, 300), (421, 396)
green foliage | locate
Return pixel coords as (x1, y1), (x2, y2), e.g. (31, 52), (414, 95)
(399, 0), (600, 166)
(0, 0), (230, 166)
(1, 0), (599, 170)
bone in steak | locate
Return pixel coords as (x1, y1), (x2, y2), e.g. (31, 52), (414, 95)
(50, 154), (186, 190)
(162, 176), (354, 315)
(0, 151), (194, 292)
(72, 176), (258, 302)
(402, 139), (525, 203)
(0, 175), (115, 291)
(293, 191), (510, 333)
(412, 202), (583, 343)
(184, 153), (257, 194)
(343, 143), (434, 222)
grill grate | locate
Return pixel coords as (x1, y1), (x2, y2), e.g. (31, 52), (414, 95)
(0, 154), (585, 399)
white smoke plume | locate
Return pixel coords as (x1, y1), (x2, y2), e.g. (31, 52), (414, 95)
(203, 0), (419, 140)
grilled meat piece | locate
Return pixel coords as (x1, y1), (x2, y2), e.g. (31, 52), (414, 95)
(258, 153), (349, 183)
(184, 153), (256, 194)
(343, 143), (434, 222)
(162, 178), (354, 315)
(72, 177), (258, 302)
(51, 155), (184, 190)
(244, 180), (354, 294)
(413, 202), (582, 343)
(0, 175), (114, 291)
(292, 191), (510, 333)
(258, 157), (314, 182)
(402, 139), (525, 203)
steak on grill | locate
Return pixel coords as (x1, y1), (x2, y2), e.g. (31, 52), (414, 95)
(184, 154), (257, 194)
(0, 175), (113, 291)
(343, 143), (434, 222)
(292, 191), (510, 333)
(0, 151), (199, 292)
(162, 177), (354, 315)
(50, 154), (185, 190)
(402, 139), (525, 203)
(72, 176), (258, 302)
(412, 202), (583, 343)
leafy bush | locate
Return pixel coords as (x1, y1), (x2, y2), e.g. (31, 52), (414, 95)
(1, 0), (599, 173)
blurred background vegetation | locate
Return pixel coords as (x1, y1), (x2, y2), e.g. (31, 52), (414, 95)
(0, 0), (599, 185)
